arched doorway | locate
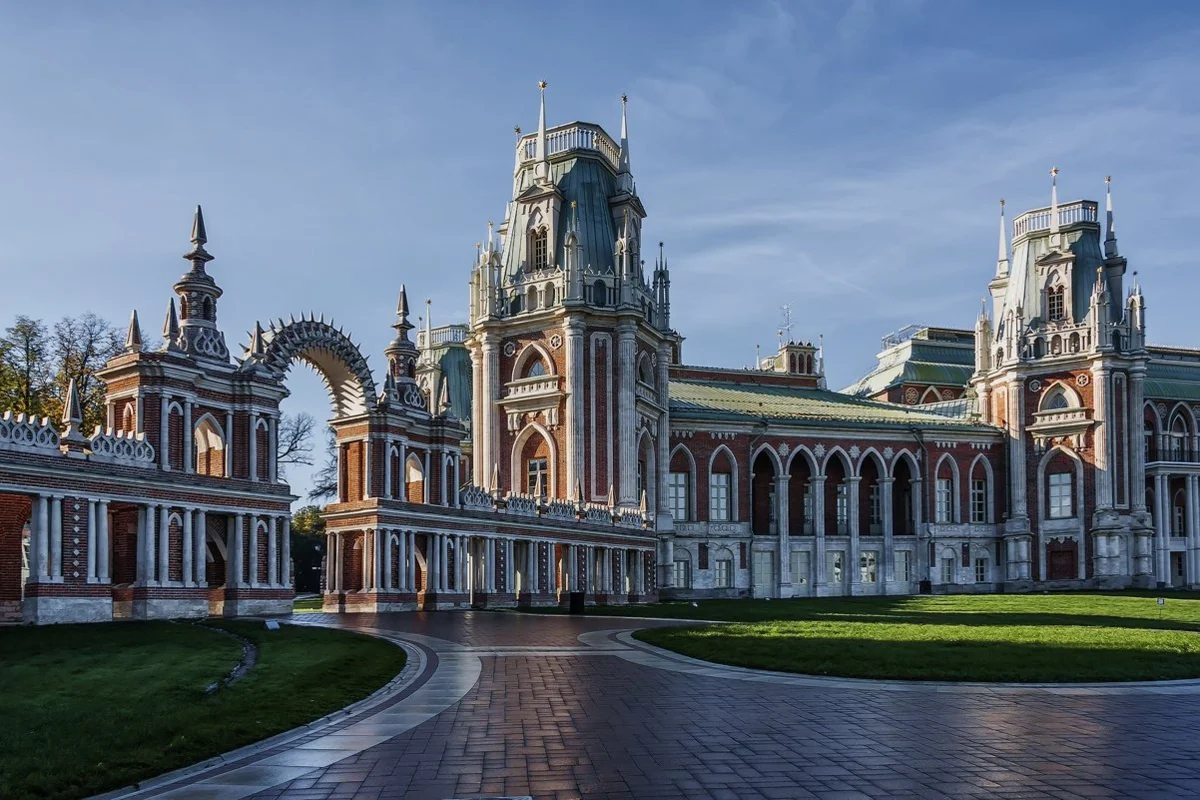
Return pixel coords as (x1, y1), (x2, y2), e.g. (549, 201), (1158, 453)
(751, 449), (778, 535)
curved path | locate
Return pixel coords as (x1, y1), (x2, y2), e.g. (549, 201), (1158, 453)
(113, 611), (1200, 800)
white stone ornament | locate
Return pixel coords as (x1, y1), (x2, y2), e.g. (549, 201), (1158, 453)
(1029, 380), (1041, 392)
(549, 334), (563, 349)
(1076, 374), (1090, 387)
(503, 341), (517, 357)
(883, 447), (894, 460)
(849, 445), (860, 459)
(813, 443), (826, 459)
(778, 442), (790, 457)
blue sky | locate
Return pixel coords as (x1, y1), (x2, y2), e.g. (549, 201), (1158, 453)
(2, 1), (1198, 502)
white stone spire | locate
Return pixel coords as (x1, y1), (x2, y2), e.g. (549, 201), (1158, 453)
(162, 297), (181, 351)
(617, 93), (634, 194)
(1105, 175), (1119, 258)
(534, 80), (550, 184)
(124, 310), (143, 353)
(996, 198), (1009, 278)
(1049, 166), (1061, 244)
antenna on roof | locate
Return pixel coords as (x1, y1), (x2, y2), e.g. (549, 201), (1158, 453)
(780, 303), (795, 345)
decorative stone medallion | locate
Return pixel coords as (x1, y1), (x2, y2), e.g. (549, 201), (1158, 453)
(503, 341), (517, 357)
(548, 334), (563, 350)
(1029, 379), (1042, 392)
(1076, 374), (1090, 387)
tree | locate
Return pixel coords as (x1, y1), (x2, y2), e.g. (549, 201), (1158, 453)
(290, 505), (327, 593)
(0, 317), (53, 418)
(52, 312), (122, 432)
(276, 411), (316, 476)
(308, 427), (339, 501)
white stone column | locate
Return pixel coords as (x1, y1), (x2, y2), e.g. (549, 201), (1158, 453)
(156, 503), (169, 586)
(325, 532), (335, 592)
(470, 347), (484, 486)
(383, 530), (393, 591)
(371, 528), (382, 591)
(656, 341), (673, 529)
(505, 538), (514, 595)
(1093, 365), (1112, 508)
(97, 500), (110, 583)
(86, 499), (97, 582)
(268, 516), (279, 586)
(195, 510), (207, 586)
(224, 410), (234, 478)
(440, 455), (448, 508)
(183, 399), (194, 474)
(481, 333), (499, 485)
(138, 505), (153, 585)
(776, 474), (790, 594)
(565, 318), (585, 497)
(1130, 366), (1148, 513)
(364, 439), (372, 499)
(406, 531), (416, 591)
(1156, 473), (1170, 584)
(616, 324), (637, 504)
(360, 531), (371, 591)
(546, 541), (558, 596)
(248, 412), (259, 482)
(232, 513), (245, 588)
(1189, 476), (1199, 585)
(281, 516), (291, 589)
(881, 478), (896, 585)
(182, 508), (194, 587)
(248, 515), (260, 587)
(847, 477), (861, 589)
(585, 545), (595, 594)
(160, 395), (171, 471)
(268, 415), (278, 483)
(49, 496), (62, 581)
(383, 442), (393, 499)
(811, 476), (827, 586)
(334, 532), (345, 592)
(29, 494), (48, 582)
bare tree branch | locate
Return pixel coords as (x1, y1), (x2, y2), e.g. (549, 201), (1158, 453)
(308, 427), (338, 501)
(277, 412), (316, 469)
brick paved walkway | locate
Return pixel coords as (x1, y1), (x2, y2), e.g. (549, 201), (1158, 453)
(118, 611), (1200, 800)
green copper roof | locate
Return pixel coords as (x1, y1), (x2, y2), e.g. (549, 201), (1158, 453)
(670, 379), (984, 429)
(1146, 347), (1200, 402)
(843, 331), (975, 397)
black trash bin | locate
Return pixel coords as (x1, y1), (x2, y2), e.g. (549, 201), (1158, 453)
(568, 591), (586, 615)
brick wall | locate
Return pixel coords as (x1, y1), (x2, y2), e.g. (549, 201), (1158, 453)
(0, 495), (31, 603)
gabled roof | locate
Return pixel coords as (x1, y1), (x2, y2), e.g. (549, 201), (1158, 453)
(843, 327), (975, 397)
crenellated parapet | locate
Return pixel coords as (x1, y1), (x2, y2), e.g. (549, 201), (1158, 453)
(87, 426), (155, 465)
(0, 412), (61, 453)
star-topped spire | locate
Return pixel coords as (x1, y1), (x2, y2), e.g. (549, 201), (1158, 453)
(996, 198), (1009, 278)
(184, 205), (214, 271)
(617, 93), (633, 194)
(1049, 166), (1061, 238)
(384, 284), (419, 382)
(124, 310), (143, 353)
(1105, 175), (1119, 258)
(534, 80), (550, 184)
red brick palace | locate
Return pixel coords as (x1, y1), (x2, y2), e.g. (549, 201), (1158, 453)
(3, 87), (1196, 624)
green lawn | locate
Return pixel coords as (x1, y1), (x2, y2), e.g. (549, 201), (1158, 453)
(626, 593), (1200, 683)
(0, 620), (405, 800)
(292, 595), (324, 612)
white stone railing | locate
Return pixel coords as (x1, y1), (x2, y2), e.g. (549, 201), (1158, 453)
(504, 377), (561, 399)
(451, 485), (649, 530)
(88, 427), (156, 465)
(417, 325), (468, 349)
(1012, 200), (1098, 239)
(520, 124), (621, 171)
(0, 411), (60, 453)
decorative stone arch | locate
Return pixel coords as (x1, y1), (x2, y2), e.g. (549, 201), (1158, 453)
(637, 427), (657, 510)
(405, 452), (426, 503)
(543, 282), (557, 308)
(668, 443), (698, 522)
(918, 386), (941, 404)
(784, 444), (819, 477)
(819, 446), (853, 478)
(1040, 381), (1082, 411)
(707, 444), (739, 522)
(512, 342), (556, 381)
(193, 412), (226, 477)
(968, 453), (995, 524)
(1167, 402), (1195, 461)
(637, 351), (655, 386)
(855, 447), (886, 479)
(750, 443), (783, 476)
(889, 448), (920, 480)
(511, 421), (557, 496)
(250, 316), (378, 419)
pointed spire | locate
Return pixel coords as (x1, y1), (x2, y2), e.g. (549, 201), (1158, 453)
(162, 297), (180, 350)
(438, 376), (453, 417)
(62, 378), (83, 427)
(183, 205), (214, 269)
(381, 369), (398, 403)
(639, 489), (648, 516)
(249, 321), (266, 356)
(996, 198), (1009, 277)
(491, 462), (501, 495)
(1049, 166), (1060, 238)
(617, 93), (633, 194)
(533, 467), (543, 499)
(1105, 175), (1119, 258)
(574, 479), (584, 506)
(607, 484), (616, 509)
(124, 310), (143, 353)
(534, 80), (550, 183)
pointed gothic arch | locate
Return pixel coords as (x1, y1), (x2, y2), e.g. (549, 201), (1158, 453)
(1040, 381), (1081, 411)
(668, 443), (698, 523)
(706, 444), (739, 523)
(193, 412), (226, 477)
(968, 453), (995, 524)
(512, 342), (556, 381)
(637, 427), (656, 512)
(933, 453), (961, 524)
(249, 317), (377, 418)
(511, 421), (558, 497)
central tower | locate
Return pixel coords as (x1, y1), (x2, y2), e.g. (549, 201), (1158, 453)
(467, 85), (679, 534)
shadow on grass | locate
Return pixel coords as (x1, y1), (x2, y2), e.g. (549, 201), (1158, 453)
(634, 627), (1200, 683)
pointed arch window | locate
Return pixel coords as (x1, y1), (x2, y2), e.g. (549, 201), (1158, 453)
(530, 228), (548, 269)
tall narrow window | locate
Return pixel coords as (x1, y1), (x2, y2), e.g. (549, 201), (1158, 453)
(1047, 286), (1065, 321)
(531, 228), (548, 269)
(526, 457), (548, 495)
(802, 486), (814, 534)
(868, 484), (882, 532)
(974, 557), (989, 583)
(941, 556), (956, 584)
(860, 551), (877, 584)
(709, 473), (731, 522)
(715, 559), (733, 588)
(895, 551), (911, 582)
(936, 478), (953, 523)
(673, 559), (691, 589)
(1048, 472), (1073, 518)
(970, 478), (987, 523)
(668, 472), (689, 521)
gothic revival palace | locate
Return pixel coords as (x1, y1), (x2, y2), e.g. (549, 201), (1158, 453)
(3, 87), (1197, 624)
